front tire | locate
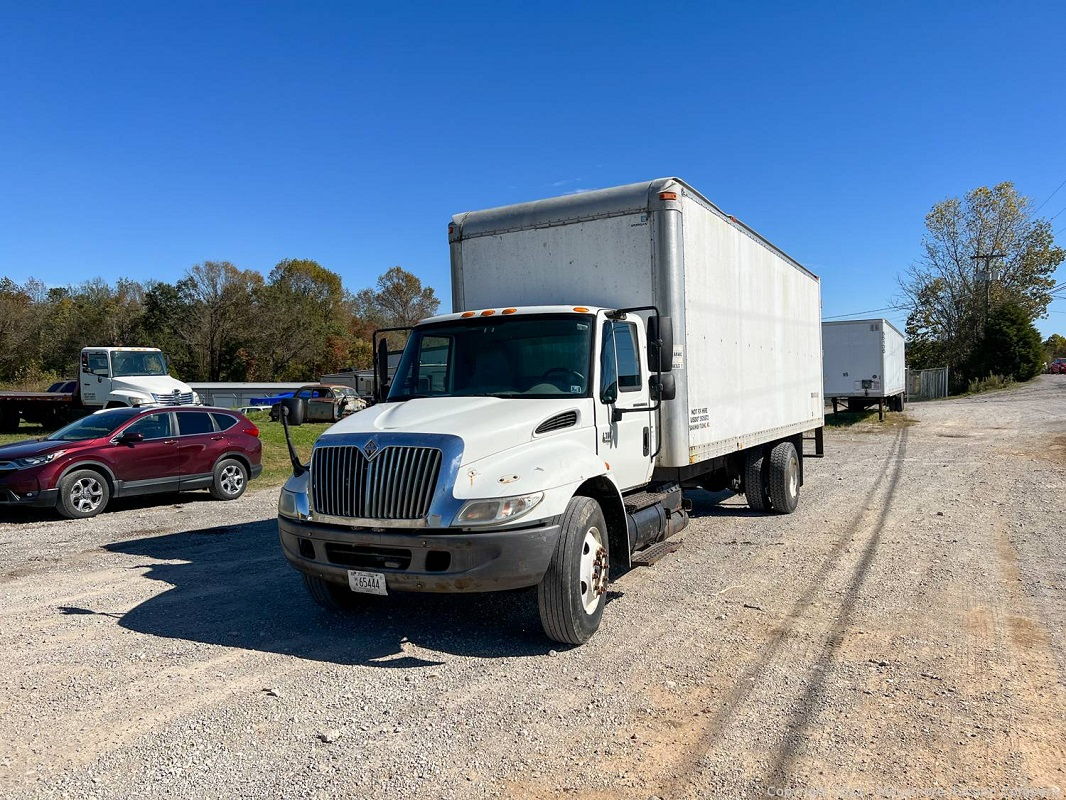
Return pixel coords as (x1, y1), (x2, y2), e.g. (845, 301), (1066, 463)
(57, 469), (110, 519)
(768, 441), (800, 514)
(538, 496), (609, 645)
(209, 458), (247, 500)
(303, 574), (366, 613)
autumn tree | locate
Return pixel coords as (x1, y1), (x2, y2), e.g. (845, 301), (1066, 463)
(901, 182), (1064, 385)
(174, 262), (261, 381)
(1043, 333), (1066, 360)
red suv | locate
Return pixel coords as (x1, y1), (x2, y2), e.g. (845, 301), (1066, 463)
(0, 406), (262, 518)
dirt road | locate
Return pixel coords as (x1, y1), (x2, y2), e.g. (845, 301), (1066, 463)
(2, 378), (1064, 799)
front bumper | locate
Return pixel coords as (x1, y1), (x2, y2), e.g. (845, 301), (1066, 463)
(278, 516), (562, 593)
(0, 487), (59, 508)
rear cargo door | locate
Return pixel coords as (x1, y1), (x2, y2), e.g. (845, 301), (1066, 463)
(597, 319), (654, 490)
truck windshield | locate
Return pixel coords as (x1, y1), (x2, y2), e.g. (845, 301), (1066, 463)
(388, 314), (593, 401)
(111, 351), (169, 377)
(46, 408), (142, 441)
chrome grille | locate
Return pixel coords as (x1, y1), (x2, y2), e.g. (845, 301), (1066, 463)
(152, 391), (195, 406)
(311, 445), (442, 520)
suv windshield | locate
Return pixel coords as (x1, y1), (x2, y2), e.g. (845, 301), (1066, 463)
(388, 314), (593, 401)
(47, 408), (143, 441)
(111, 351), (169, 377)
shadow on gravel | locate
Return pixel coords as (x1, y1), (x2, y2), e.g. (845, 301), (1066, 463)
(0, 491), (226, 523)
(88, 519), (567, 665)
(687, 489), (769, 518)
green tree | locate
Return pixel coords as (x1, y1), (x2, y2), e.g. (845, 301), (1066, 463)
(969, 302), (1044, 382)
(174, 262), (261, 381)
(1043, 333), (1066, 360)
(901, 182), (1064, 384)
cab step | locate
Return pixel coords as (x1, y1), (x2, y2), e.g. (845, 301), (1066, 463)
(630, 534), (684, 567)
(623, 488), (678, 514)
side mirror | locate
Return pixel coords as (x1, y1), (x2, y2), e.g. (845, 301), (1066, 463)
(279, 397), (304, 426)
(117, 431), (144, 444)
(600, 381), (618, 407)
(376, 338), (390, 402)
(647, 316), (674, 373)
(650, 373), (676, 401)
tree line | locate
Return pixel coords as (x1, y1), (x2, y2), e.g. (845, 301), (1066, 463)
(0, 262), (439, 388)
(901, 181), (1064, 389)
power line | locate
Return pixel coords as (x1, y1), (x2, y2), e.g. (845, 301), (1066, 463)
(822, 305), (904, 320)
(1034, 178), (1066, 213)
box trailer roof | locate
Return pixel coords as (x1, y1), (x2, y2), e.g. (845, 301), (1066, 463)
(449, 177), (816, 281)
(822, 317), (905, 338)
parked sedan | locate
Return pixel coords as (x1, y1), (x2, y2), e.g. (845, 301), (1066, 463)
(0, 406), (262, 518)
(269, 384), (365, 423)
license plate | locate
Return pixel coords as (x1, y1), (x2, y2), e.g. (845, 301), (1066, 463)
(347, 569), (388, 596)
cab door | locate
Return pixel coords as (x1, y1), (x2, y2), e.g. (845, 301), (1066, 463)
(79, 350), (111, 408)
(596, 318), (654, 491)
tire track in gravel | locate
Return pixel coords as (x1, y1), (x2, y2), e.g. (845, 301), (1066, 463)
(651, 427), (909, 796)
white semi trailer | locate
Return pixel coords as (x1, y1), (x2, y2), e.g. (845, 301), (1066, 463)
(278, 178), (824, 644)
(822, 319), (906, 418)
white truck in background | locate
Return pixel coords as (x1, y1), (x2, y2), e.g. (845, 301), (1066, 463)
(0, 347), (200, 431)
(277, 178), (824, 644)
(822, 319), (906, 418)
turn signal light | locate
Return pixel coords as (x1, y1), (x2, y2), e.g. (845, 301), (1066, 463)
(461, 311), (476, 318)
(659, 191), (678, 201)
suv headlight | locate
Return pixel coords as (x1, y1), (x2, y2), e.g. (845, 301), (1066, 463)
(15, 450), (66, 468)
(455, 492), (543, 526)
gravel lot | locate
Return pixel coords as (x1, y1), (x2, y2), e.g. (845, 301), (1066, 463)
(1, 377), (1064, 799)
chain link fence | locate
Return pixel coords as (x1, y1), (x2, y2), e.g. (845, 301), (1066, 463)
(906, 367), (949, 401)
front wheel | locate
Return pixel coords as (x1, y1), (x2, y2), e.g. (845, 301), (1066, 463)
(303, 574), (367, 613)
(538, 496), (609, 645)
(57, 469), (110, 519)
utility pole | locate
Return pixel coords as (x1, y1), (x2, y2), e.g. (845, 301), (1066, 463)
(971, 252), (1006, 331)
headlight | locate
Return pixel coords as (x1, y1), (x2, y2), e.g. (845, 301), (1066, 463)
(455, 492), (544, 526)
(15, 450), (66, 468)
(279, 488), (310, 520)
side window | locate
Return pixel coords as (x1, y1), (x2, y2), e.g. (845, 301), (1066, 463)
(417, 336), (451, 394)
(614, 322), (641, 392)
(211, 413), (238, 431)
(177, 411), (215, 436)
(599, 323), (618, 402)
(124, 413), (173, 440)
(85, 352), (110, 375)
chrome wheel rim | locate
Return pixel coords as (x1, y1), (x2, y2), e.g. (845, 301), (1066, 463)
(578, 526), (607, 614)
(220, 465), (244, 495)
(71, 477), (104, 513)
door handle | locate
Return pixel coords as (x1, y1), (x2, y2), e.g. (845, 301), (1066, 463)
(210, 435), (225, 441)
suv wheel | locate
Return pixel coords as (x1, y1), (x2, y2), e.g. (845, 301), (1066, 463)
(57, 469), (110, 519)
(209, 458), (247, 500)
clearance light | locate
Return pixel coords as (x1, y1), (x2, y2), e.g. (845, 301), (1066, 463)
(502, 308), (517, 314)
(481, 309), (495, 316)
(448, 224), (455, 234)
(461, 311), (476, 318)
(573, 306), (589, 313)
(659, 191), (678, 201)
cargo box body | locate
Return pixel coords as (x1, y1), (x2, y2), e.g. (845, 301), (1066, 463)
(449, 178), (824, 469)
(822, 319), (906, 399)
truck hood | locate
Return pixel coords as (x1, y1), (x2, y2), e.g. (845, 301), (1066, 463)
(322, 397), (589, 464)
(111, 376), (193, 396)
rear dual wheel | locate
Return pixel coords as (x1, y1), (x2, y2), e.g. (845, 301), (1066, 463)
(744, 441), (799, 514)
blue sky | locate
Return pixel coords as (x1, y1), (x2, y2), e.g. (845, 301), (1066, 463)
(2, 1), (1065, 335)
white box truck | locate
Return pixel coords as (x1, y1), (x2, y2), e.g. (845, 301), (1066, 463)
(822, 319), (906, 417)
(277, 178), (824, 644)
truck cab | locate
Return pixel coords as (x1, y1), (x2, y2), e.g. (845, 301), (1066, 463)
(78, 347), (201, 409)
(279, 304), (685, 644)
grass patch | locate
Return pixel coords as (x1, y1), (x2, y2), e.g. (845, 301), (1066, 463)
(0, 417), (330, 488)
(824, 409), (917, 429)
(964, 374), (1014, 395)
